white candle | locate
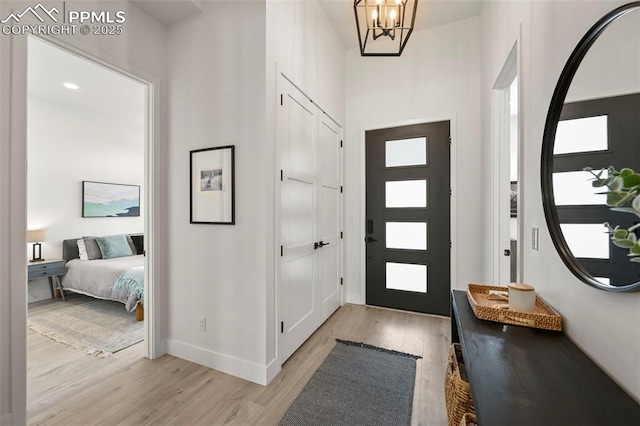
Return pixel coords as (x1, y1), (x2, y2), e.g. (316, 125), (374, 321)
(508, 283), (536, 312)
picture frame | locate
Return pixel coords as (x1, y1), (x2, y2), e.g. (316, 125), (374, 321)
(190, 145), (235, 225)
(82, 181), (141, 218)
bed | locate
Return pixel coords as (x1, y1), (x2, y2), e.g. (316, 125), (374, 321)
(61, 234), (145, 320)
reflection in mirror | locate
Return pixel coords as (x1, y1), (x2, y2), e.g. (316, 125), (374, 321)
(553, 170), (608, 205)
(554, 115), (608, 154)
(543, 3), (640, 291)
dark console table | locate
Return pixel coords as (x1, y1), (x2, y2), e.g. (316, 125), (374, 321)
(451, 290), (640, 425)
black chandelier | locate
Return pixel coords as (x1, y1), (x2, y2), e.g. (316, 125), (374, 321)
(354, 0), (418, 56)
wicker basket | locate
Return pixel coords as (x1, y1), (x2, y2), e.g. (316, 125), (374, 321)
(467, 283), (562, 331)
(459, 412), (478, 426)
(444, 343), (475, 426)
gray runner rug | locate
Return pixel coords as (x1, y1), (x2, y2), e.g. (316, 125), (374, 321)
(279, 339), (421, 426)
(28, 299), (143, 358)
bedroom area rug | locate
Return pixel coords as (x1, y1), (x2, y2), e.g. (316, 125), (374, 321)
(28, 299), (143, 358)
(279, 339), (421, 426)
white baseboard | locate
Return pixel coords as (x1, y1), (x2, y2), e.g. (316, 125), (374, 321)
(165, 339), (271, 386)
(265, 357), (280, 385)
(0, 413), (12, 426)
(346, 291), (364, 305)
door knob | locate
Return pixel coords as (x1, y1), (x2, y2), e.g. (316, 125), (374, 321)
(315, 241), (330, 249)
(366, 236), (378, 243)
(504, 249), (511, 256)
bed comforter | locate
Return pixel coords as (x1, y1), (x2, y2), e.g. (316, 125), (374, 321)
(61, 255), (144, 312)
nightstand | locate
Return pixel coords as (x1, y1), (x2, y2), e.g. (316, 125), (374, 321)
(28, 259), (66, 301)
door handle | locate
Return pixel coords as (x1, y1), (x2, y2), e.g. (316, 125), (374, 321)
(366, 236), (378, 243)
(504, 249), (511, 256)
(314, 241), (330, 249)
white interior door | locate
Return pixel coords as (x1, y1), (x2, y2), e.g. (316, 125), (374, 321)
(279, 79), (320, 363)
(317, 115), (342, 319)
(278, 76), (343, 363)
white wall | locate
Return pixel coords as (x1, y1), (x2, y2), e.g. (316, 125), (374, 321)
(343, 17), (482, 303)
(165, 1), (270, 384)
(481, 0), (640, 401)
(266, 0), (345, 379)
(163, 0), (345, 386)
(267, 0), (345, 122)
(0, 1), (166, 422)
(566, 7), (640, 102)
(27, 96), (144, 302)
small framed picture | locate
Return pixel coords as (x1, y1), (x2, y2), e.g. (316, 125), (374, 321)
(190, 145), (235, 224)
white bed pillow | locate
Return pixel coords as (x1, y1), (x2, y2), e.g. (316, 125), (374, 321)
(77, 238), (89, 261)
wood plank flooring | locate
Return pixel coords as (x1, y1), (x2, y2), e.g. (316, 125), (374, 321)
(28, 298), (451, 425)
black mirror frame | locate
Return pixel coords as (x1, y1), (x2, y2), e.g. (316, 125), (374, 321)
(541, 1), (640, 292)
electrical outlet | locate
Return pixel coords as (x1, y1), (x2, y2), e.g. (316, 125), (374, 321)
(532, 227), (539, 251)
(197, 315), (206, 332)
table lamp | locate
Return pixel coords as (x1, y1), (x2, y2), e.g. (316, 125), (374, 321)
(27, 229), (46, 262)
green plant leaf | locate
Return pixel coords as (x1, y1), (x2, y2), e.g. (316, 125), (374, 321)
(607, 192), (625, 206)
(612, 239), (635, 249)
(620, 168), (634, 177)
(622, 174), (640, 188)
(613, 229), (629, 239)
(630, 243), (640, 255)
(630, 257), (640, 263)
(610, 176), (624, 192)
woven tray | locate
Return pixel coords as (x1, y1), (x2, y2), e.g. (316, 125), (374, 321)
(467, 284), (562, 331)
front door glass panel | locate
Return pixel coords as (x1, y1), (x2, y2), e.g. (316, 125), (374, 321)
(385, 180), (427, 208)
(386, 222), (427, 250)
(385, 262), (427, 293)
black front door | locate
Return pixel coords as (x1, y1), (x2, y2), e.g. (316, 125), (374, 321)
(365, 122), (450, 316)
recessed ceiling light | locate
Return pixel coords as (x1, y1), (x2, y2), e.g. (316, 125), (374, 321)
(63, 82), (79, 90)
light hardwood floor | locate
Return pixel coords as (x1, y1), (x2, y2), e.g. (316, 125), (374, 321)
(28, 297), (451, 425)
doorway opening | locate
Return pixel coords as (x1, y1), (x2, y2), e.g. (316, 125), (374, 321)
(25, 36), (154, 420)
(492, 43), (522, 285)
(364, 121), (451, 316)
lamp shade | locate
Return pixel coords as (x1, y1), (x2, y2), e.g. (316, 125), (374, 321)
(27, 229), (47, 243)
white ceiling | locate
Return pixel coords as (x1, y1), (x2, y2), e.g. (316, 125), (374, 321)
(127, 1), (482, 48)
(28, 37), (146, 127)
(130, 0), (204, 27)
(319, 0), (484, 50)
(27, 1), (483, 120)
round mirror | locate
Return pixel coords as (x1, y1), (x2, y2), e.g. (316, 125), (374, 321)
(541, 2), (640, 292)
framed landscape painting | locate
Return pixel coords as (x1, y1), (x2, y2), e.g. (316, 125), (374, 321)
(82, 181), (141, 218)
(190, 145), (235, 224)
